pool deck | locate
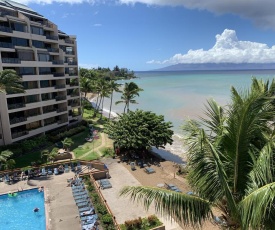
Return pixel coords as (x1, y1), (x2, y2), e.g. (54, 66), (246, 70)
(0, 171), (81, 230)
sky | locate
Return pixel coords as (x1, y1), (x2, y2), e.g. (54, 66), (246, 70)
(14, 0), (275, 71)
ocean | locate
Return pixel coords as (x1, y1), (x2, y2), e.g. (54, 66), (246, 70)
(101, 70), (275, 162)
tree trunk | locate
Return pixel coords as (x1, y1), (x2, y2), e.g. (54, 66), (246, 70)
(101, 97), (105, 120)
(109, 91), (113, 119)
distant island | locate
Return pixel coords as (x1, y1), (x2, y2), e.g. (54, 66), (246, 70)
(155, 63), (275, 71)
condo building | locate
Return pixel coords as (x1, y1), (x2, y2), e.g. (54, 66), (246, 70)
(0, 0), (81, 146)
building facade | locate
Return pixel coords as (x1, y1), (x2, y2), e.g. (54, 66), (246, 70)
(0, 0), (81, 146)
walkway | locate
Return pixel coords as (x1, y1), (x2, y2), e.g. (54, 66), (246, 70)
(101, 158), (183, 230)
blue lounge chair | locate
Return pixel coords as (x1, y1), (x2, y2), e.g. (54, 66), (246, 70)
(64, 164), (69, 173)
(80, 207), (94, 216)
(41, 168), (47, 176)
(78, 205), (93, 212)
(144, 167), (155, 174)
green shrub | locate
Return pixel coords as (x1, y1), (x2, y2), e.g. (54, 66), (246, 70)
(94, 203), (108, 215)
(101, 214), (113, 225)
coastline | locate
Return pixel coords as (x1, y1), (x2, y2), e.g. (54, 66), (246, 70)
(88, 95), (186, 163)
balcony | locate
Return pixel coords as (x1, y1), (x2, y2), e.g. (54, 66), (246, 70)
(57, 119), (68, 125)
(53, 72), (65, 77)
(0, 42), (14, 49)
(10, 117), (27, 125)
(55, 95), (67, 101)
(68, 61), (78, 65)
(40, 71), (52, 75)
(47, 48), (59, 53)
(65, 39), (74, 44)
(43, 108), (56, 114)
(44, 120), (57, 126)
(12, 131), (29, 139)
(57, 107), (67, 113)
(70, 82), (79, 87)
(46, 35), (58, 40)
(0, 26), (12, 33)
(8, 103), (26, 110)
(52, 60), (64, 65)
(54, 84), (66, 89)
(65, 51), (75, 55)
(70, 103), (80, 107)
(69, 72), (78, 76)
(2, 58), (21, 64)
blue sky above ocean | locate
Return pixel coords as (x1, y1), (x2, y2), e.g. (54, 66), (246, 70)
(12, 0), (275, 71)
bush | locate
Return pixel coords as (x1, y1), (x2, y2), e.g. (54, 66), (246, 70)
(101, 214), (113, 225)
(94, 203), (108, 215)
(147, 215), (158, 225)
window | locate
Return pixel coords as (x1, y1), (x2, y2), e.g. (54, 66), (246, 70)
(11, 22), (26, 32)
(12, 38), (29, 47)
(32, 40), (44, 48)
(39, 67), (51, 75)
(31, 26), (44, 35)
(38, 53), (50, 62)
(17, 50), (34, 61)
(40, 80), (50, 88)
(19, 67), (35, 75)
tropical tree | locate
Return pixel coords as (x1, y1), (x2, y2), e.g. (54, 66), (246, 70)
(80, 76), (93, 98)
(0, 150), (13, 169)
(120, 78), (275, 229)
(3, 159), (16, 170)
(105, 109), (173, 151)
(0, 69), (24, 94)
(95, 78), (110, 119)
(108, 80), (121, 119)
(41, 148), (59, 163)
(61, 137), (74, 151)
(116, 82), (143, 113)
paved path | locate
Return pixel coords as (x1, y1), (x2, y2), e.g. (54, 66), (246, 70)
(101, 158), (183, 230)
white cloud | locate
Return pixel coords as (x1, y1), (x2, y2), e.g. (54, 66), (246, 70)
(16, 0), (275, 28)
(118, 0), (275, 29)
(147, 29), (275, 65)
(93, 23), (102, 27)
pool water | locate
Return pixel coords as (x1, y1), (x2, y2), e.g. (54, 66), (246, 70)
(0, 189), (46, 230)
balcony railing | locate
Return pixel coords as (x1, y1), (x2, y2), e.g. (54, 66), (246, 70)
(40, 71), (52, 75)
(53, 72), (65, 77)
(70, 103), (80, 107)
(10, 117), (27, 125)
(0, 42), (13, 49)
(2, 58), (21, 64)
(46, 35), (58, 40)
(57, 107), (67, 113)
(12, 131), (29, 139)
(26, 112), (40, 118)
(8, 103), (26, 110)
(68, 61), (78, 65)
(54, 84), (66, 89)
(70, 82), (79, 87)
(0, 26), (12, 33)
(55, 95), (67, 101)
(47, 48), (59, 53)
(0, 11), (17, 17)
(69, 93), (79, 97)
(52, 60), (64, 65)
(57, 119), (68, 124)
(69, 72), (78, 76)
(44, 120), (56, 126)
(43, 108), (56, 113)
(65, 51), (75, 55)
(64, 39), (74, 44)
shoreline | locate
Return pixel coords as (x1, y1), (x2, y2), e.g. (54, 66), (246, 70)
(87, 95), (186, 163)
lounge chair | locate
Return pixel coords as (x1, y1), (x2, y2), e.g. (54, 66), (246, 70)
(47, 168), (53, 175)
(80, 207), (95, 216)
(41, 168), (47, 176)
(64, 164), (69, 173)
(99, 179), (112, 189)
(77, 201), (90, 208)
(75, 197), (90, 204)
(144, 167), (155, 174)
(54, 168), (59, 175)
(76, 161), (81, 171)
(81, 213), (98, 222)
(79, 205), (93, 212)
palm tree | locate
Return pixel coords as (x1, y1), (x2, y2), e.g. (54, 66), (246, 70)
(41, 148), (59, 163)
(120, 78), (275, 229)
(80, 76), (93, 98)
(0, 150), (13, 170)
(116, 82), (143, 113)
(108, 80), (121, 119)
(0, 69), (24, 94)
(3, 159), (16, 170)
(95, 78), (110, 119)
(61, 137), (74, 151)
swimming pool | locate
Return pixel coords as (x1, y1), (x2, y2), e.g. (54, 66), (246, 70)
(0, 189), (46, 230)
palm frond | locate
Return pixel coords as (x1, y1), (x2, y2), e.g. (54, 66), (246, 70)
(120, 186), (213, 228)
(239, 182), (275, 229)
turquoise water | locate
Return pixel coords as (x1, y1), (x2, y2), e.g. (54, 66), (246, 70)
(0, 189), (46, 230)
(105, 70), (275, 134)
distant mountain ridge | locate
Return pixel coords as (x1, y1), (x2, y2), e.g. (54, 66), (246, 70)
(156, 63), (275, 71)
